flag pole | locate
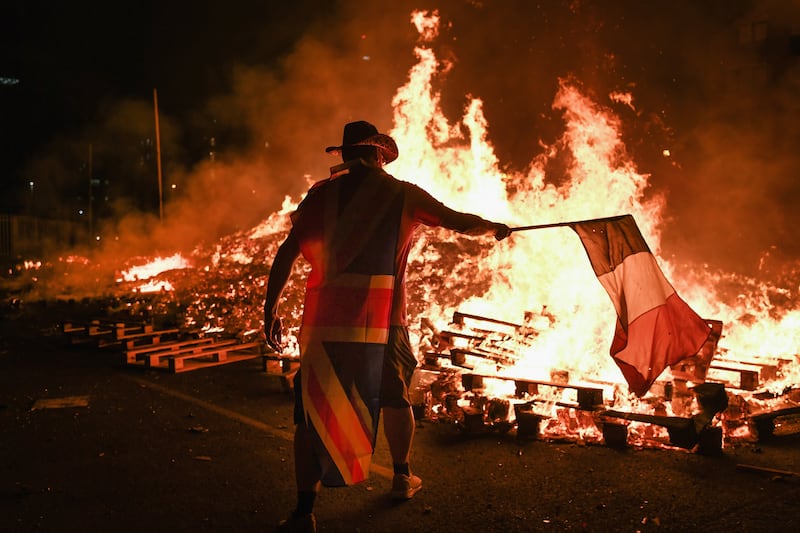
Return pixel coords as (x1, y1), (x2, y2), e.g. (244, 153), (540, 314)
(510, 214), (629, 233)
(510, 221), (574, 232)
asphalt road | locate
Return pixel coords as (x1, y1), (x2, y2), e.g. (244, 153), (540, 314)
(1, 301), (799, 532)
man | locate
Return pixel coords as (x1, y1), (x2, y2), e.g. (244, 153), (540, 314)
(265, 121), (510, 532)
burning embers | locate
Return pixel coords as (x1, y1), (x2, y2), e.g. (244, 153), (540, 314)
(12, 9), (798, 459)
(411, 309), (800, 451)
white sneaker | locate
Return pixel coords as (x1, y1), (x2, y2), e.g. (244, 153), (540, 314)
(391, 473), (422, 500)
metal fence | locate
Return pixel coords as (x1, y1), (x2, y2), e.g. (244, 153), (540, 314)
(0, 214), (88, 259)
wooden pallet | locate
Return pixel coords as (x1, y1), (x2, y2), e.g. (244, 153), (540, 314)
(707, 360), (779, 391)
(101, 326), (181, 350)
(424, 351), (475, 370)
(62, 319), (117, 344)
(599, 410), (723, 452)
(63, 319), (179, 349)
(748, 405), (800, 439)
(424, 348), (516, 370)
(124, 337), (219, 365)
(124, 338), (263, 373)
(460, 372), (605, 410)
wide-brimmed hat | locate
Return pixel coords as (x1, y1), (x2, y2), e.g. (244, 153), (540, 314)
(325, 121), (399, 164)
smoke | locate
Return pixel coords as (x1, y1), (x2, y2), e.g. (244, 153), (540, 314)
(85, 2), (426, 264)
(13, 0), (799, 283)
(646, 0), (800, 276)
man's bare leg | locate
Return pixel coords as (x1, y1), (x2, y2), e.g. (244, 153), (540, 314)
(294, 423), (322, 493)
(278, 424), (320, 531)
(383, 405), (422, 500)
(382, 406), (414, 464)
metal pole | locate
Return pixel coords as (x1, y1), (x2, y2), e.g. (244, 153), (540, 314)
(153, 88), (164, 221)
(88, 143), (93, 242)
(510, 221), (574, 233)
(510, 214), (629, 233)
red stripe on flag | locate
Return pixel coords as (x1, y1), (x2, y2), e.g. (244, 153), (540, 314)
(611, 292), (710, 397)
(570, 215), (710, 396)
(306, 365), (366, 483)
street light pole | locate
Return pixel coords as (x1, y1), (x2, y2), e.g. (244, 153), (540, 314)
(153, 88), (164, 221)
(88, 143), (93, 241)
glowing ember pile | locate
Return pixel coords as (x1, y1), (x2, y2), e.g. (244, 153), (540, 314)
(23, 11), (797, 447)
(118, 253), (191, 293)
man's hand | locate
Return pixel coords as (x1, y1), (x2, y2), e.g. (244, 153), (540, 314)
(493, 223), (511, 241)
(265, 315), (283, 353)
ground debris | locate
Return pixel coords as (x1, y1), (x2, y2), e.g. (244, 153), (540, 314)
(30, 395), (90, 410)
(737, 463), (800, 478)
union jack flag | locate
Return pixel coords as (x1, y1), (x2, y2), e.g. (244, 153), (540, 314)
(292, 164), (403, 485)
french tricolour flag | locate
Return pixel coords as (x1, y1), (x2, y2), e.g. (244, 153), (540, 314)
(570, 214), (711, 397)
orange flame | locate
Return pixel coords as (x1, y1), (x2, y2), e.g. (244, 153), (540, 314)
(118, 253), (191, 292)
(108, 10), (798, 445)
(384, 11), (797, 442)
(390, 11), (667, 387)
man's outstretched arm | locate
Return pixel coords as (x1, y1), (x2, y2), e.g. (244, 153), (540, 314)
(411, 186), (511, 241)
(442, 210), (511, 240)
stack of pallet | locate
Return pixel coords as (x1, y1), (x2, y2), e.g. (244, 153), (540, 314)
(62, 319), (264, 373)
(62, 319), (179, 349)
(124, 336), (264, 373)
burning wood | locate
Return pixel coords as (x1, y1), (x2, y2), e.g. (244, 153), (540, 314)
(40, 227), (800, 450)
(6, 10), (798, 458)
(413, 309), (800, 449)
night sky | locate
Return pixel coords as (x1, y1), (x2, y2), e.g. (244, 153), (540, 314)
(2, 1), (799, 277)
(2, 0), (335, 199)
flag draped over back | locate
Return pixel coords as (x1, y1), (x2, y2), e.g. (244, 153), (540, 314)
(291, 164), (403, 486)
(569, 214), (711, 396)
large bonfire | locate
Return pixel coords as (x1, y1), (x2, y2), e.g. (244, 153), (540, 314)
(11, 11), (799, 445)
